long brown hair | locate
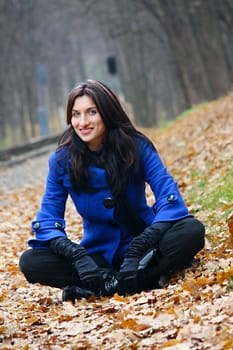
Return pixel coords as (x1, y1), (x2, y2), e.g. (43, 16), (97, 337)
(59, 79), (151, 196)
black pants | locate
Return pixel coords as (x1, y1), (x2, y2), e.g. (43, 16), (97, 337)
(19, 217), (205, 290)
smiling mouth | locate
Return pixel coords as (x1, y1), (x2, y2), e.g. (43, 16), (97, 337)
(80, 128), (93, 135)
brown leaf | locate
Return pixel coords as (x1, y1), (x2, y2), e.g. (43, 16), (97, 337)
(227, 212), (233, 235)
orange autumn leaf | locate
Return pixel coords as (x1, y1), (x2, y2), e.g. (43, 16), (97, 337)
(216, 270), (227, 282)
(25, 316), (41, 325)
(182, 279), (198, 292)
(6, 264), (19, 272)
(120, 318), (150, 332)
(0, 316), (4, 326)
(167, 307), (178, 318)
(195, 276), (215, 285)
(182, 276), (215, 291)
(0, 290), (8, 302)
(113, 293), (128, 302)
(229, 266), (233, 277)
(227, 213), (233, 235)
(216, 266), (233, 285)
(0, 326), (7, 334)
(223, 340), (233, 350)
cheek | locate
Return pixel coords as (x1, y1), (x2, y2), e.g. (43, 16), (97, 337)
(102, 124), (107, 134)
(71, 118), (78, 127)
(98, 123), (106, 136)
(97, 119), (106, 132)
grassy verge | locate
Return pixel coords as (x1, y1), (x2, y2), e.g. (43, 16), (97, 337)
(188, 166), (232, 218)
(185, 163), (233, 245)
(158, 102), (208, 129)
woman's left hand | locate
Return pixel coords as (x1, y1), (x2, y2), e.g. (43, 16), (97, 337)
(117, 257), (139, 295)
(116, 223), (167, 295)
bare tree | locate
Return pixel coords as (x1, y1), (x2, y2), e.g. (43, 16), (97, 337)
(0, 0), (232, 148)
(93, 0), (233, 125)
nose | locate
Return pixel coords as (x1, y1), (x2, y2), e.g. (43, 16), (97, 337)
(79, 113), (89, 126)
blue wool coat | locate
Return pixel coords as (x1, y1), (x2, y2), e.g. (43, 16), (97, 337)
(28, 137), (191, 266)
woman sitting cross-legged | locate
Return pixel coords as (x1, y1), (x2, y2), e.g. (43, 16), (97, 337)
(19, 79), (205, 303)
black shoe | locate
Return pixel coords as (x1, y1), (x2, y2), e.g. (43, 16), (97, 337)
(62, 286), (94, 303)
(62, 274), (119, 303)
(158, 273), (171, 288)
(186, 257), (200, 267)
(157, 258), (201, 288)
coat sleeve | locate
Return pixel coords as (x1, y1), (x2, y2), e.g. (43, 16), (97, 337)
(28, 151), (69, 248)
(140, 139), (191, 223)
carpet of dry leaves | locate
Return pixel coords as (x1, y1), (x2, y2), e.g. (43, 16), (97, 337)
(0, 93), (233, 349)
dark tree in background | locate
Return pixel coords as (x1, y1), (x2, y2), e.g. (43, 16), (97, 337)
(96, 0), (233, 125)
(0, 0), (232, 148)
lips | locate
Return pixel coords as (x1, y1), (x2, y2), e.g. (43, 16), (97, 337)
(80, 128), (93, 135)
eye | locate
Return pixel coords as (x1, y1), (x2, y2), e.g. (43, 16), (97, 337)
(89, 109), (97, 116)
(72, 111), (80, 118)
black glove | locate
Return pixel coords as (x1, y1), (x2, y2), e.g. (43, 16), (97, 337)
(103, 273), (119, 296)
(62, 268), (119, 303)
(117, 222), (172, 295)
(49, 237), (105, 294)
(117, 257), (139, 295)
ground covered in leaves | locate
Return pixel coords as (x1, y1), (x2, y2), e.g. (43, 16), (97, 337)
(0, 93), (233, 349)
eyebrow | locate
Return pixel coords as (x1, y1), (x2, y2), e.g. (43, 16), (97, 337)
(72, 106), (96, 112)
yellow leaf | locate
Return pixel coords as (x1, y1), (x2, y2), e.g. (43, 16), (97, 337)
(25, 316), (41, 325)
(0, 326), (7, 334)
(120, 318), (150, 332)
(113, 293), (128, 302)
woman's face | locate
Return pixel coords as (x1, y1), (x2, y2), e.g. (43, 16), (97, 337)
(71, 95), (107, 151)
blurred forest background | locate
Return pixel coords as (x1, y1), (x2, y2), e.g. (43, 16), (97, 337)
(0, 0), (233, 149)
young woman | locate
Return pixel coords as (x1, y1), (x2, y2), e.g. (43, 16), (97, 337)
(19, 79), (205, 302)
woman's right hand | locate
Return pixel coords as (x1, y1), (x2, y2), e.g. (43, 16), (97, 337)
(49, 237), (105, 294)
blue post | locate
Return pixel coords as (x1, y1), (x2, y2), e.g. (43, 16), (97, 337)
(36, 64), (50, 136)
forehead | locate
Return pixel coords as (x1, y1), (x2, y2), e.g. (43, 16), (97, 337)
(73, 95), (96, 110)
